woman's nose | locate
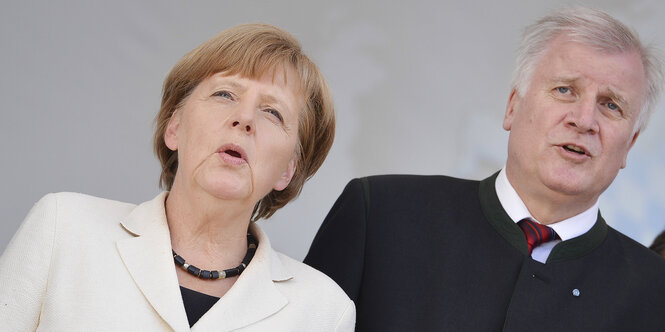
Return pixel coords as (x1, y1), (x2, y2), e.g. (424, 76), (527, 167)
(231, 104), (255, 134)
(232, 120), (252, 133)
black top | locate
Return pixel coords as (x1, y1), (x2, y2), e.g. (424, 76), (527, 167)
(179, 286), (219, 327)
(304, 173), (665, 331)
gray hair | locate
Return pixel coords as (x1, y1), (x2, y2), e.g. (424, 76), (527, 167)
(511, 7), (664, 132)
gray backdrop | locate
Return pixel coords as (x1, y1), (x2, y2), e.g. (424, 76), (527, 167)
(2, 0), (665, 260)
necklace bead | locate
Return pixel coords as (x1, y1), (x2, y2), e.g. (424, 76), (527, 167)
(172, 233), (258, 280)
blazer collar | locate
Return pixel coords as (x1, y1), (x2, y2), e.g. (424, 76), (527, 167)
(116, 192), (293, 331)
(194, 223), (291, 331)
(116, 192), (190, 331)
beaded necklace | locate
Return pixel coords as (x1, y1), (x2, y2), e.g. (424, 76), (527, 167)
(172, 233), (258, 279)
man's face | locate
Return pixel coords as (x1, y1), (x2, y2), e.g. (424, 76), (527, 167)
(503, 35), (646, 212)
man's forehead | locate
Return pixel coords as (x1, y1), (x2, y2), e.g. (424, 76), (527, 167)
(538, 38), (646, 98)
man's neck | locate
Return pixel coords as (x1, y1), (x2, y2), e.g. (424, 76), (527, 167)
(504, 167), (598, 225)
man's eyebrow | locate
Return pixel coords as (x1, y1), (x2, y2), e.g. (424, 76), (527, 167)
(548, 76), (580, 85)
(603, 88), (627, 106)
(548, 76), (629, 105)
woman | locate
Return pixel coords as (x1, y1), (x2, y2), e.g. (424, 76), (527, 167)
(0, 24), (354, 331)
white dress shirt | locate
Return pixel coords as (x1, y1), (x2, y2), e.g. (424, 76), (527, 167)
(495, 168), (598, 263)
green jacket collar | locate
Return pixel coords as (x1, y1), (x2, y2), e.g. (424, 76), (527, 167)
(478, 171), (608, 263)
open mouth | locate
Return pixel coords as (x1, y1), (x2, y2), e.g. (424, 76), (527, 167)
(562, 144), (586, 155)
(224, 149), (242, 158)
(217, 144), (247, 165)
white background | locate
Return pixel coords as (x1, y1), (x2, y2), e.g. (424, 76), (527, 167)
(2, 0), (664, 260)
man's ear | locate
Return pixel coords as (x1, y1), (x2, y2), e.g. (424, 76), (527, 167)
(273, 158), (297, 191)
(164, 110), (181, 151)
(503, 89), (520, 131)
(621, 130), (640, 169)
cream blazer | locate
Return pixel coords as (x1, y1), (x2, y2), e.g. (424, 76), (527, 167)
(0, 192), (355, 331)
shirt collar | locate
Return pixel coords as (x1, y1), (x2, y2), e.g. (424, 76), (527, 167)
(495, 167), (598, 241)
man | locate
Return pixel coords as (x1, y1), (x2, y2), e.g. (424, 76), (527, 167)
(305, 7), (665, 331)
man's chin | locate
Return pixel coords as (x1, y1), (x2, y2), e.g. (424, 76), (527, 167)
(540, 172), (594, 197)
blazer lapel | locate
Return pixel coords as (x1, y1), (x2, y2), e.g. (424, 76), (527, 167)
(193, 224), (292, 331)
(116, 192), (190, 332)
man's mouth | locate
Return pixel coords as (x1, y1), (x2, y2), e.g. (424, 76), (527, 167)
(562, 144), (587, 155)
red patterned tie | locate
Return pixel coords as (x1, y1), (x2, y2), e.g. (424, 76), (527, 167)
(518, 219), (558, 254)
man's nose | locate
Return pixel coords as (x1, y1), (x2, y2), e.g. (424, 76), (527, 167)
(566, 97), (600, 134)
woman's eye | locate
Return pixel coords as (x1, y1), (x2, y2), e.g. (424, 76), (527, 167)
(212, 90), (234, 100)
(264, 108), (283, 122)
(556, 86), (570, 94)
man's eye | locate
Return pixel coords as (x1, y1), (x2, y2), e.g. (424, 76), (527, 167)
(556, 86), (570, 94)
(607, 102), (619, 111)
(212, 90), (234, 100)
(264, 108), (283, 122)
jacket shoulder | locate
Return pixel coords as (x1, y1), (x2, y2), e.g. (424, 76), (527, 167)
(598, 226), (665, 300)
(44, 192), (136, 216)
(352, 174), (481, 203)
(272, 252), (355, 330)
(30, 192), (138, 234)
(46, 191), (136, 209)
(606, 226), (665, 274)
(361, 174), (479, 186)
(276, 252), (352, 303)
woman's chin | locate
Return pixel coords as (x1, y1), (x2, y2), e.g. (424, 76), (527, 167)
(197, 176), (253, 202)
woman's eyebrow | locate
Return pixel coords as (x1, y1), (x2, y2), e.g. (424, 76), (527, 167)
(209, 77), (247, 92)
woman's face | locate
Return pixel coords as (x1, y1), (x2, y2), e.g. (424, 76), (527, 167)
(164, 67), (302, 205)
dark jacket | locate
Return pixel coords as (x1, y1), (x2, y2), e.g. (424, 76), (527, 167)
(305, 173), (665, 331)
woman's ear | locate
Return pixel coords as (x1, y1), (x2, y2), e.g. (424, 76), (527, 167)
(164, 110), (181, 151)
(273, 158), (297, 191)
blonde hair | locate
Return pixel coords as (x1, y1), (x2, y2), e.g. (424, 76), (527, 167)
(154, 23), (335, 220)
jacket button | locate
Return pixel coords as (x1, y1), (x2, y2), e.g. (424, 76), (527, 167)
(572, 289), (580, 297)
